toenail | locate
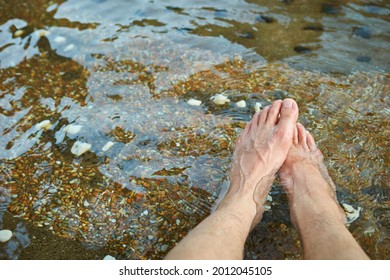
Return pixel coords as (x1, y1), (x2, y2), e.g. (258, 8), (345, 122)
(283, 99), (293, 108)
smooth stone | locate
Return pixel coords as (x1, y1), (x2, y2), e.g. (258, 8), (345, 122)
(160, 244), (169, 252)
(36, 120), (52, 130)
(103, 255), (116, 260)
(0, 229), (12, 242)
(342, 203), (361, 224)
(254, 102), (262, 112)
(102, 141), (115, 151)
(187, 98), (202, 106)
(14, 30), (24, 37)
(71, 141), (91, 156)
(211, 94), (230, 105)
(64, 124), (83, 134)
(236, 100), (246, 108)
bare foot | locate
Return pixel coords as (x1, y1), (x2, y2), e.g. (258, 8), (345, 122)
(279, 123), (346, 228)
(279, 124), (370, 259)
(218, 99), (299, 228)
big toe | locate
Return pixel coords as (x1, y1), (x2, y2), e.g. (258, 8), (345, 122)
(277, 98), (299, 131)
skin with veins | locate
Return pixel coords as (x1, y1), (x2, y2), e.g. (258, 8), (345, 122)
(218, 99), (299, 228)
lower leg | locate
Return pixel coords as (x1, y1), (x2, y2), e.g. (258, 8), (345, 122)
(280, 124), (369, 259)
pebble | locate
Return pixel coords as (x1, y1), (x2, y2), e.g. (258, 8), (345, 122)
(71, 141), (92, 156)
(176, 219), (181, 225)
(54, 36), (66, 43)
(187, 98), (202, 106)
(14, 30), (24, 37)
(103, 255), (116, 260)
(236, 100), (246, 108)
(64, 124), (83, 134)
(102, 141), (115, 151)
(342, 203), (361, 224)
(254, 102), (262, 112)
(0, 229), (12, 242)
(160, 244), (169, 252)
(211, 94), (230, 105)
(36, 120), (52, 130)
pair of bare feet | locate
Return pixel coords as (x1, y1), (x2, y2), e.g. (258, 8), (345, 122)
(165, 99), (369, 260)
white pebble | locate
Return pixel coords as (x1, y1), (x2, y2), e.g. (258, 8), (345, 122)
(64, 124), (83, 135)
(71, 141), (91, 156)
(36, 120), (52, 130)
(254, 102), (262, 112)
(342, 203), (361, 224)
(176, 219), (181, 225)
(266, 194), (273, 202)
(103, 255), (116, 260)
(64, 44), (75, 52)
(102, 141), (115, 152)
(14, 30), (24, 37)
(264, 205), (271, 211)
(236, 100), (246, 108)
(83, 200), (90, 207)
(211, 94), (230, 105)
(0, 229), (12, 242)
(187, 98), (202, 106)
(142, 210), (149, 216)
(54, 36), (66, 43)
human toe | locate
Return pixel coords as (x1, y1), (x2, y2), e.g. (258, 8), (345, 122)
(306, 130), (317, 151)
(266, 100), (283, 124)
(297, 123), (308, 149)
(258, 105), (270, 124)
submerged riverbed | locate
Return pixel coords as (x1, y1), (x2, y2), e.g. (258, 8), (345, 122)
(0, 0), (389, 259)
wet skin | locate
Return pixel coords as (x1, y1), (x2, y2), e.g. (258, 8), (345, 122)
(165, 99), (299, 259)
(165, 98), (368, 259)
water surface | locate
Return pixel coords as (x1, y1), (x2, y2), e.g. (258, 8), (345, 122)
(0, 0), (389, 259)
